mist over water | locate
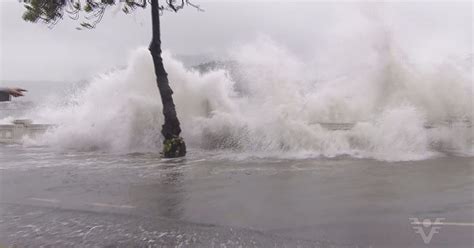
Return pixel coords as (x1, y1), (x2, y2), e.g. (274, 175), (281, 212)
(3, 4), (472, 161)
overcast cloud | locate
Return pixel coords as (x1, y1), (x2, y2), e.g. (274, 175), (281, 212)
(0, 0), (471, 82)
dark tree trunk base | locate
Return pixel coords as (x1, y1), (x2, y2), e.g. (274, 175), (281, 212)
(162, 136), (186, 158)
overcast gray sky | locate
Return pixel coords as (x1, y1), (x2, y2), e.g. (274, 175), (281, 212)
(0, 0), (471, 82)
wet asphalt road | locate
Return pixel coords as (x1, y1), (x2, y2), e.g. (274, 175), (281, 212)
(0, 148), (473, 247)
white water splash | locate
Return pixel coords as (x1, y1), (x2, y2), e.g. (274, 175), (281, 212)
(5, 4), (472, 161)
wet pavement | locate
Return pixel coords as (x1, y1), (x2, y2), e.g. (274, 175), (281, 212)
(0, 146), (473, 247)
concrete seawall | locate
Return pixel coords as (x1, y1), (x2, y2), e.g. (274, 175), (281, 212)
(0, 119), (469, 144)
(0, 120), (52, 144)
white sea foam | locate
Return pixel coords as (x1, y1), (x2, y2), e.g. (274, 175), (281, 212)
(6, 6), (472, 161)
(17, 38), (470, 162)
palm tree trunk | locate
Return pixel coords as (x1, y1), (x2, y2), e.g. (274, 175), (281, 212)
(149, 0), (186, 157)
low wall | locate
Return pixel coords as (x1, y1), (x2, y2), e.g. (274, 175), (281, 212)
(0, 120), (52, 143)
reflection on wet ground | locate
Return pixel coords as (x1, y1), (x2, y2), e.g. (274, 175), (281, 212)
(1, 145), (473, 247)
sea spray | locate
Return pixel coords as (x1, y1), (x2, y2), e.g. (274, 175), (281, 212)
(14, 15), (472, 161)
(20, 39), (471, 161)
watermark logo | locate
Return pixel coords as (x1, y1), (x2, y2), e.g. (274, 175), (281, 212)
(409, 217), (445, 244)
